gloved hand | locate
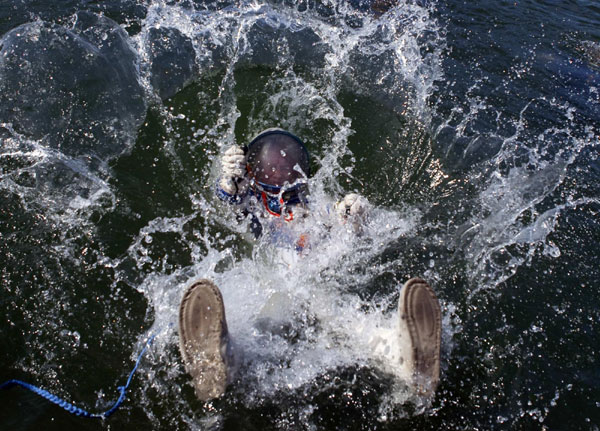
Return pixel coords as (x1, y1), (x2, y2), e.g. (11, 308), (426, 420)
(335, 193), (369, 221)
(219, 146), (248, 195)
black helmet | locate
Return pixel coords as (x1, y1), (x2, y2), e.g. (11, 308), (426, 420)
(246, 128), (310, 188)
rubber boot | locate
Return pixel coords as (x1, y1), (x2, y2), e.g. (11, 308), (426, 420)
(179, 279), (235, 401)
(397, 277), (441, 396)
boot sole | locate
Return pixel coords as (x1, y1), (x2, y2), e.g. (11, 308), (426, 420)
(399, 277), (441, 394)
(179, 279), (229, 401)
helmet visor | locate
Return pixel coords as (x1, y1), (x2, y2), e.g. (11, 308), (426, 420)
(246, 129), (310, 188)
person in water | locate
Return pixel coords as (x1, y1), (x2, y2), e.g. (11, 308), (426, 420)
(216, 128), (369, 240)
(178, 129), (442, 401)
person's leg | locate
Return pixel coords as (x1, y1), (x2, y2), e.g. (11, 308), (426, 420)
(179, 279), (234, 401)
(397, 278), (442, 396)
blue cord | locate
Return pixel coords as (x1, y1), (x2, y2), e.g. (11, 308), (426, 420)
(1, 332), (157, 419)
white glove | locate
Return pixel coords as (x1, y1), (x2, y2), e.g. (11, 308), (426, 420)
(335, 193), (369, 221)
(219, 146), (248, 195)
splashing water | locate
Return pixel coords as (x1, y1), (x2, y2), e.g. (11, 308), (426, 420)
(1, 0), (599, 429)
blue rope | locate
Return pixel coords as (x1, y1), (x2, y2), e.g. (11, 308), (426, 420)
(0, 332), (157, 419)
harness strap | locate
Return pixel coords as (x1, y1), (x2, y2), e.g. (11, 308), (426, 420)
(260, 191), (294, 221)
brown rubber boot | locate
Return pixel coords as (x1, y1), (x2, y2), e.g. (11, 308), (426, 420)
(179, 279), (233, 401)
(398, 278), (442, 396)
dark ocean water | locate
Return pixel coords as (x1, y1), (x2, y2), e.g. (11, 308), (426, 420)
(1, 0), (599, 430)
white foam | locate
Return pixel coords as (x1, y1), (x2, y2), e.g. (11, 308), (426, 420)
(123, 0), (444, 421)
